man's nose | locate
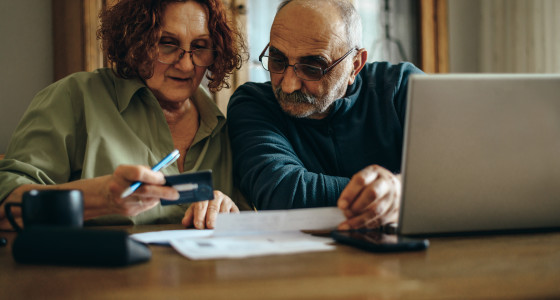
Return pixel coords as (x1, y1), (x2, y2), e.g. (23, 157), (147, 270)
(281, 65), (303, 94)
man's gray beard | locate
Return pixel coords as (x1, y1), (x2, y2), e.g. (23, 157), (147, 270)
(272, 74), (348, 118)
(274, 86), (315, 105)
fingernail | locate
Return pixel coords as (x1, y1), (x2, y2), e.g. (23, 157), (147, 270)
(339, 223), (350, 230)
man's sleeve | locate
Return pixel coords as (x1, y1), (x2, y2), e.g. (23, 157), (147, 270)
(227, 83), (349, 210)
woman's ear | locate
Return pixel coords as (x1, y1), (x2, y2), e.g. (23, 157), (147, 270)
(347, 48), (368, 86)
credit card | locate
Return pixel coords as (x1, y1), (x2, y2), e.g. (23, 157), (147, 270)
(161, 170), (214, 205)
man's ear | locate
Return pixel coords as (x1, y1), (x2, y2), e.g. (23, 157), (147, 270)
(347, 48), (368, 85)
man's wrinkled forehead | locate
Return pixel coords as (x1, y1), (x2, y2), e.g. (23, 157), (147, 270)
(270, 1), (346, 53)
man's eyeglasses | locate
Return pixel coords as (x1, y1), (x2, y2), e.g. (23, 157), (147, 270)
(158, 43), (217, 67)
(259, 43), (357, 81)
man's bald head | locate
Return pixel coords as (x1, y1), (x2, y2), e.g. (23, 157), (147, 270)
(276, 0), (362, 49)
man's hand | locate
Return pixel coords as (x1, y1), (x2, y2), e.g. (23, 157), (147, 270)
(337, 165), (401, 230)
(182, 191), (239, 229)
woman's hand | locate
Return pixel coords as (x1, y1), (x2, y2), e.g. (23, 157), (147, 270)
(182, 191), (239, 229)
(101, 165), (179, 217)
(0, 164), (180, 229)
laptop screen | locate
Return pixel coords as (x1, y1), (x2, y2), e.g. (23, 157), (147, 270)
(398, 74), (560, 235)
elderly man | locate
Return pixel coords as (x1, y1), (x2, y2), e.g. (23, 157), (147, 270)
(228, 0), (423, 229)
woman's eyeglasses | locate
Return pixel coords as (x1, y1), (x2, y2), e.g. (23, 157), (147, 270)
(158, 43), (217, 67)
(259, 43), (357, 81)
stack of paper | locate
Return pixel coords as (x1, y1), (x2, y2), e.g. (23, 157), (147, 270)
(131, 207), (345, 260)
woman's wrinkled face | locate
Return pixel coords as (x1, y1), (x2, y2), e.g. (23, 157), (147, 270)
(146, 1), (211, 104)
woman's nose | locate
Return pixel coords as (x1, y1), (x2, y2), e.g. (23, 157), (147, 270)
(175, 51), (195, 71)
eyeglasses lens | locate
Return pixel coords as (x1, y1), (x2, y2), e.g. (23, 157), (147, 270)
(262, 56), (323, 81)
(158, 44), (216, 67)
(296, 64), (323, 80)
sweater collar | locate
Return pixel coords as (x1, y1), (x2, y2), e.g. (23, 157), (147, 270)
(327, 71), (363, 119)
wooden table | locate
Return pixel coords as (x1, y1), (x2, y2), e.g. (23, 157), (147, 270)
(1, 225), (559, 299)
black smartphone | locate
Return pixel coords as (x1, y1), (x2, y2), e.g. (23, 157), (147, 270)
(331, 229), (429, 252)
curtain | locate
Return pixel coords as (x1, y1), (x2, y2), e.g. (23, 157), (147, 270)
(480, 0), (560, 73)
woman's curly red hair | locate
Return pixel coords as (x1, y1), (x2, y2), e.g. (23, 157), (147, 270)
(98, 0), (246, 92)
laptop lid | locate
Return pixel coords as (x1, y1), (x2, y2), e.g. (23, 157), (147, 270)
(398, 74), (560, 236)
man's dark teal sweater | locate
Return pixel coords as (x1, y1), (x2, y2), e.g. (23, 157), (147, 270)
(228, 62), (423, 209)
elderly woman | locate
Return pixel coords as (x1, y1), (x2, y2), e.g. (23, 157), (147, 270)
(0, 0), (247, 229)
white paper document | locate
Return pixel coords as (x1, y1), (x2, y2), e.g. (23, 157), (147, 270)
(214, 206), (345, 235)
(170, 231), (335, 260)
(131, 207), (345, 260)
(131, 229), (214, 245)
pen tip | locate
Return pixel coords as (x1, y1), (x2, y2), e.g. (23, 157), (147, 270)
(121, 189), (132, 199)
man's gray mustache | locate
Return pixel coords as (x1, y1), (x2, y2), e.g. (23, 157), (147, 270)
(274, 87), (314, 104)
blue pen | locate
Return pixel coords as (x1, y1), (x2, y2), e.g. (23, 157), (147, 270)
(120, 149), (180, 198)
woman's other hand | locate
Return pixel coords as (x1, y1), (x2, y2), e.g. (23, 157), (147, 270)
(181, 191), (239, 229)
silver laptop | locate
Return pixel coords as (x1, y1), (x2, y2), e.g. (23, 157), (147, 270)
(398, 74), (560, 236)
